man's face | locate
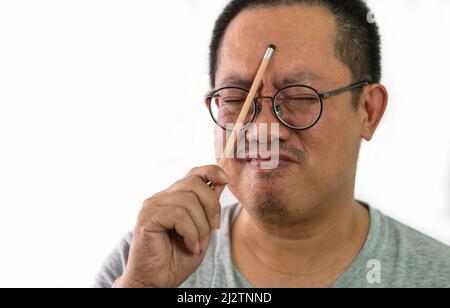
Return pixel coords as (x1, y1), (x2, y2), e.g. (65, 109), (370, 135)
(215, 5), (364, 224)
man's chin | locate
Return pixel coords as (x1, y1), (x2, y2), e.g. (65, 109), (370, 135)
(241, 190), (291, 223)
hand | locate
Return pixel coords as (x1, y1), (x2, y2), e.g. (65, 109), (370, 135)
(113, 165), (229, 288)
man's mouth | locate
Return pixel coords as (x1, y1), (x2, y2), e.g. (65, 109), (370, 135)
(244, 153), (297, 169)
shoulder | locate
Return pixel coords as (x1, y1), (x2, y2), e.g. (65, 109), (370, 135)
(373, 208), (450, 287)
(378, 209), (450, 260)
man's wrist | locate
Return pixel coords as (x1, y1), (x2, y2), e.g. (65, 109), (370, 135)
(112, 275), (149, 288)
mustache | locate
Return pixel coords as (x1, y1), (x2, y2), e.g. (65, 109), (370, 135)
(280, 144), (305, 161)
(235, 143), (305, 162)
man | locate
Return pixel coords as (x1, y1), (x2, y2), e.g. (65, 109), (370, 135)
(95, 0), (450, 288)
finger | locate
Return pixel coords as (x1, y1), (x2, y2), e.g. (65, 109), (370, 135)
(152, 165), (229, 200)
(169, 177), (222, 229)
(156, 191), (211, 241)
(144, 206), (201, 255)
(185, 165), (230, 190)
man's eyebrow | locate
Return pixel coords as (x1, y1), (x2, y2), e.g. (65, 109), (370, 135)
(216, 71), (322, 89)
(216, 76), (252, 89)
(279, 71), (322, 86)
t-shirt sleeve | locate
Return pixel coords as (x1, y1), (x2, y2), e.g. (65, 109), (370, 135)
(93, 232), (132, 288)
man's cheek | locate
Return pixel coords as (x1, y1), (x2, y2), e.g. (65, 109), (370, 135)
(304, 138), (342, 179)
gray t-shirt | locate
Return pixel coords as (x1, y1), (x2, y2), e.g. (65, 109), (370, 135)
(94, 203), (450, 288)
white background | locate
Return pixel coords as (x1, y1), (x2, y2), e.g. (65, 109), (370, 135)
(0, 0), (449, 287)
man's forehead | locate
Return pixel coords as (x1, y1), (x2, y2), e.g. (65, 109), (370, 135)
(221, 4), (337, 52)
(215, 5), (339, 88)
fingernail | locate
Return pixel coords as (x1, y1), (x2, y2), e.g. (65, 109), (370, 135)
(214, 213), (221, 229)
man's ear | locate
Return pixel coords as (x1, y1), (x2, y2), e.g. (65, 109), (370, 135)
(359, 83), (388, 141)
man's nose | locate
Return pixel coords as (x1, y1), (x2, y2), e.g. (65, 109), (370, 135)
(254, 96), (278, 124)
(245, 97), (289, 144)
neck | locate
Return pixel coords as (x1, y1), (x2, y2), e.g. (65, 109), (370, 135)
(232, 195), (370, 278)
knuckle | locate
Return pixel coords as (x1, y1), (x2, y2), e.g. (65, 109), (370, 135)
(182, 196), (198, 211)
(142, 197), (153, 207)
(133, 225), (152, 240)
(172, 207), (187, 221)
(142, 194), (161, 208)
(206, 164), (221, 173)
(183, 176), (198, 186)
(188, 165), (218, 176)
(188, 166), (199, 174)
(183, 191), (200, 204)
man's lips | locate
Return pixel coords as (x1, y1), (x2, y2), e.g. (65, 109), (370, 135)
(234, 145), (305, 168)
(243, 154), (297, 171)
(244, 153), (298, 164)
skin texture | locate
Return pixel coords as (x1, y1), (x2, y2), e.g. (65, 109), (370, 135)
(114, 4), (388, 288)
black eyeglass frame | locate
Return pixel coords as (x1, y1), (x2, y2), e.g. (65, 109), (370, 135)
(205, 80), (370, 131)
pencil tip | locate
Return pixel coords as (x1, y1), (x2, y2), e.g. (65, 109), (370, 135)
(267, 44), (276, 51)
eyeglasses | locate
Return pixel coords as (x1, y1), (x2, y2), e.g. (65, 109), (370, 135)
(205, 80), (370, 131)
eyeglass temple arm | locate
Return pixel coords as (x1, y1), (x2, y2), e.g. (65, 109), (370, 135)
(320, 81), (370, 99)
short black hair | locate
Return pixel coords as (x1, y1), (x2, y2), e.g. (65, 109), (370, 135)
(209, 0), (381, 89)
